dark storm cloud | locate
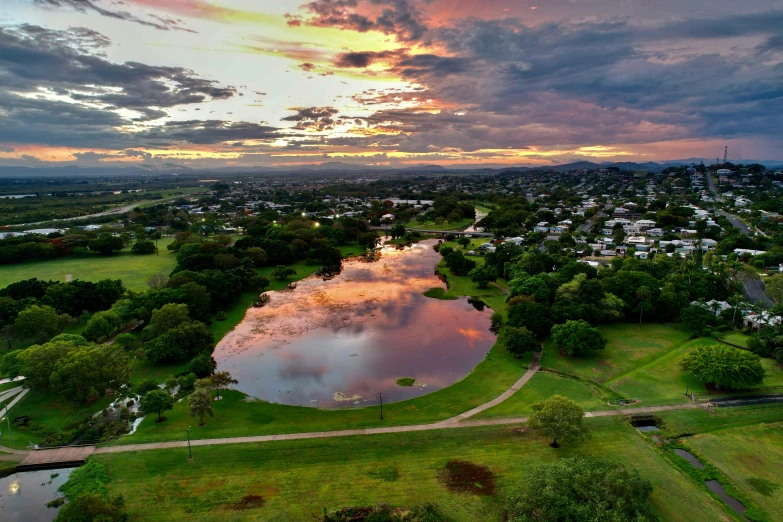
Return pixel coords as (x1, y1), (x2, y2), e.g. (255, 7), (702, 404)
(282, 107), (340, 131)
(332, 49), (407, 68)
(343, 12), (783, 145)
(137, 120), (287, 145)
(0, 24), (236, 114)
(32, 0), (198, 33)
(291, 0), (429, 42)
(0, 24), (291, 150)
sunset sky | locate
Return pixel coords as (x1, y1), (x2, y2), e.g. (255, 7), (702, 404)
(1, 0), (782, 168)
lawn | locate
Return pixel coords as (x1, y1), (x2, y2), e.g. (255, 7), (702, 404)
(472, 371), (608, 419)
(94, 417), (728, 522)
(407, 217), (474, 231)
(0, 237), (178, 292)
(685, 421), (783, 521)
(109, 341), (530, 445)
(720, 331), (751, 348)
(7, 388), (114, 449)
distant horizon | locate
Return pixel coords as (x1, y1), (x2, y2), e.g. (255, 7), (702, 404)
(2, 0), (782, 169)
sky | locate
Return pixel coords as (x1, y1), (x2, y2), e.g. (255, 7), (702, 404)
(1, 0), (782, 169)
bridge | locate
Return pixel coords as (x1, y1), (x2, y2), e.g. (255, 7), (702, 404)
(370, 226), (493, 238)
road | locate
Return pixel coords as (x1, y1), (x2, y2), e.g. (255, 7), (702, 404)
(705, 172), (725, 203)
(742, 277), (774, 306)
(20, 196), (185, 228)
(715, 210), (750, 236)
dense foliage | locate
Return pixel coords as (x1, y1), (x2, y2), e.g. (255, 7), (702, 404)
(680, 344), (765, 389)
(505, 456), (657, 522)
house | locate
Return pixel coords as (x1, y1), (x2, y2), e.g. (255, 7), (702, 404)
(635, 219), (656, 231)
(734, 248), (766, 256)
(690, 300), (731, 316)
(505, 237), (525, 246)
(743, 311), (783, 330)
(600, 249), (616, 257)
(627, 236), (647, 246)
(478, 242), (496, 253)
(646, 228), (664, 237)
(634, 251), (649, 260)
(549, 226), (567, 235)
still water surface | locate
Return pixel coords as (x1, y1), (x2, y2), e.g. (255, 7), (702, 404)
(0, 468), (72, 521)
(215, 240), (496, 407)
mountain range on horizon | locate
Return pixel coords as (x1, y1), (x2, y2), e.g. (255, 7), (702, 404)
(1, 158), (782, 179)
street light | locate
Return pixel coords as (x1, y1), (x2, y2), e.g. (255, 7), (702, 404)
(186, 426), (192, 460)
(0, 416), (12, 448)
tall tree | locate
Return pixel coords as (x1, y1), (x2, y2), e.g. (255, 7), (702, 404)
(189, 388), (214, 426)
(141, 389), (174, 422)
(528, 395), (589, 448)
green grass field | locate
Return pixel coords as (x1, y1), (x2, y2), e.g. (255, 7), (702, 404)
(686, 422), (783, 520)
(110, 342), (529, 445)
(407, 217), (474, 231)
(472, 371), (608, 419)
(94, 417), (728, 522)
(0, 237), (178, 292)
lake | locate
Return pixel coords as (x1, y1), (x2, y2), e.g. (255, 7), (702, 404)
(214, 240), (496, 407)
(0, 468), (73, 521)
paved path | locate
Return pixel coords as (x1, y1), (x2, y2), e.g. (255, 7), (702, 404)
(490, 281), (510, 295)
(93, 402), (702, 455)
(440, 351), (540, 424)
(0, 388), (29, 419)
(18, 446), (95, 469)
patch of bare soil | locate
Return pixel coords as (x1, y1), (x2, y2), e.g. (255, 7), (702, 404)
(438, 460), (496, 496)
(229, 494), (264, 510)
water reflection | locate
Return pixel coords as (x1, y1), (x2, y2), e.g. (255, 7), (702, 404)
(215, 240), (496, 407)
(0, 468), (73, 521)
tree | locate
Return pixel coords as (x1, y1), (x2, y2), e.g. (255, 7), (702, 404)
(766, 274), (783, 303)
(502, 326), (540, 358)
(17, 339), (78, 388)
(89, 235), (124, 255)
(507, 300), (552, 338)
(635, 286), (653, 326)
(197, 370), (238, 400)
(49, 344), (129, 403)
(357, 232), (381, 250)
(246, 247), (269, 267)
(141, 389), (174, 422)
(528, 395), (589, 448)
(508, 275), (549, 303)
(131, 240), (157, 255)
(389, 223), (406, 240)
(189, 388), (213, 425)
(82, 310), (121, 342)
(147, 273), (169, 290)
(113, 333), (136, 350)
(143, 303), (190, 340)
(14, 304), (60, 343)
(0, 349), (23, 378)
(469, 264), (499, 289)
(271, 265), (296, 280)
(188, 353), (217, 378)
(504, 456), (656, 522)
(457, 236), (470, 248)
(680, 304), (716, 333)
(551, 320), (606, 356)
(144, 321), (214, 363)
(135, 378), (159, 396)
(680, 344), (765, 389)
(248, 275), (270, 292)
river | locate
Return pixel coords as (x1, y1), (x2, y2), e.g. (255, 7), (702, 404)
(0, 468), (72, 521)
(214, 239), (496, 407)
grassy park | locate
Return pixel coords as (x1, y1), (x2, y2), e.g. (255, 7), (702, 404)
(95, 417), (729, 522)
(0, 237), (178, 291)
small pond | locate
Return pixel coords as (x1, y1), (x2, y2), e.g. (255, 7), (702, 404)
(674, 449), (705, 469)
(0, 467), (73, 521)
(214, 240), (496, 407)
(705, 480), (748, 520)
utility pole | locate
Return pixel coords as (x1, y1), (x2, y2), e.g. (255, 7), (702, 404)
(186, 426), (192, 460)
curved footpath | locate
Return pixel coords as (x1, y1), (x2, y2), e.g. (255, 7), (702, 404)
(4, 352), (703, 461)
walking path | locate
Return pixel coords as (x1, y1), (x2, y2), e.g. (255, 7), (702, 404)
(439, 351), (540, 424)
(490, 281), (510, 295)
(0, 354), (703, 462)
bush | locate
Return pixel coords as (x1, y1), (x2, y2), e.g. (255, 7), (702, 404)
(701, 327), (712, 338)
(490, 311), (503, 333)
(505, 456), (656, 522)
(215, 310), (227, 321)
(680, 344), (765, 389)
(188, 353), (217, 378)
(131, 240), (157, 255)
(178, 373), (197, 394)
(134, 379), (158, 396)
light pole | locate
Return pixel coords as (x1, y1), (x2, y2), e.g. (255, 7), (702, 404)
(186, 426), (192, 460)
(1, 416), (12, 448)
(379, 393), (383, 421)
